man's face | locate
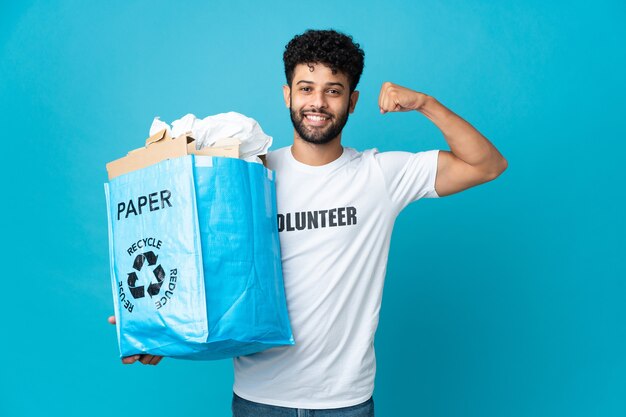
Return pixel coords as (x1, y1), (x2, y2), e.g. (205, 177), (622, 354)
(283, 63), (359, 145)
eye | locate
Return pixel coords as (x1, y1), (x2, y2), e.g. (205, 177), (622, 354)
(327, 89), (342, 95)
(300, 87), (312, 92)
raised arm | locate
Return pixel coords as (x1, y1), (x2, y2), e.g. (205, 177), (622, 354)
(379, 82), (507, 197)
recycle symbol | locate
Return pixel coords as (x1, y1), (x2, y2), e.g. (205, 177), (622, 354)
(127, 251), (165, 299)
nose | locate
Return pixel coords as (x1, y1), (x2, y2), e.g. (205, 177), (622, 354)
(309, 90), (328, 110)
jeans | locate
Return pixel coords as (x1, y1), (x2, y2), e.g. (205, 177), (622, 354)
(232, 393), (375, 417)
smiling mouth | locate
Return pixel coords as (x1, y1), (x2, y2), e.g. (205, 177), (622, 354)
(304, 113), (331, 123)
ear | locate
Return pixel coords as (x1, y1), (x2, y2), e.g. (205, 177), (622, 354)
(348, 90), (360, 113)
(282, 85), (291, 108)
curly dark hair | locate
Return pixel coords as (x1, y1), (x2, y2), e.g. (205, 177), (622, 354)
(283, 29), (365, 92)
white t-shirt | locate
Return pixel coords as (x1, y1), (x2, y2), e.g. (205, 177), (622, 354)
(233, 145), (440, 409)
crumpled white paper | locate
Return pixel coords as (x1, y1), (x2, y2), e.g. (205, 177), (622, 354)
(149, 112), (272, 160)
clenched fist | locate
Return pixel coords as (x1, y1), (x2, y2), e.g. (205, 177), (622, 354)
(378, 82), (428, 114)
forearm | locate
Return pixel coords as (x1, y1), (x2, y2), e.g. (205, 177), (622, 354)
(417, 95), (507, 173)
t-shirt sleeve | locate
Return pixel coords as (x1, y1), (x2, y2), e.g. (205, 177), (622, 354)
(373, 149), (440, 211)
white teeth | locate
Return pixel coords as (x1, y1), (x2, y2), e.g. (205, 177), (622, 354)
(306, 115), (327, 121)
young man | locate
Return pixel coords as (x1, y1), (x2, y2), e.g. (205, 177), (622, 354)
(111, 29), (507, 416)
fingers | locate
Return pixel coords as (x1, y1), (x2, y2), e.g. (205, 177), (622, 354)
(139, 355), (164, 366)
(378, 81), (393, 114)
(120, 354), (164, 365)
(379, 81), (403, 114)
(122, 355), (141, 364)
(378, 82), (422, 113)
(110, 315), (164, 366)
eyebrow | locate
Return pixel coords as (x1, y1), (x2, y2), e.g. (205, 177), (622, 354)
(296, 80), (345, 88)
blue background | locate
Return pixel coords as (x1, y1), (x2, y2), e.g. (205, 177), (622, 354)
(1, 1), (624, 416)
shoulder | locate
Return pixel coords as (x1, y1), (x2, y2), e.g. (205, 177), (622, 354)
(343, 147), (377, 165)
(341, 147), (401, 171)
(265, 146), (291, 170)
(266, 146), (290, 159)
(344, 147), (426, 165)
(370, 149), (440, 171)
(334, 147), (378, 175)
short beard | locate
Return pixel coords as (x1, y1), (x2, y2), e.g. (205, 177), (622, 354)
(289, 100), (349, 145)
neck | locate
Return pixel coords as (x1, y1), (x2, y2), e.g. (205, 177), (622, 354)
(291, 134), (344, 166)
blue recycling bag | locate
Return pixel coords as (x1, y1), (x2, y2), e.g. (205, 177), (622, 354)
(105, 155), (293, 360)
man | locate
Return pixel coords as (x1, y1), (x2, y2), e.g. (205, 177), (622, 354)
(110, 29), (507, 416)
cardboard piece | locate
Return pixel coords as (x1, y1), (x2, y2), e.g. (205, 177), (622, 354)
(106, 129), (240, 180)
